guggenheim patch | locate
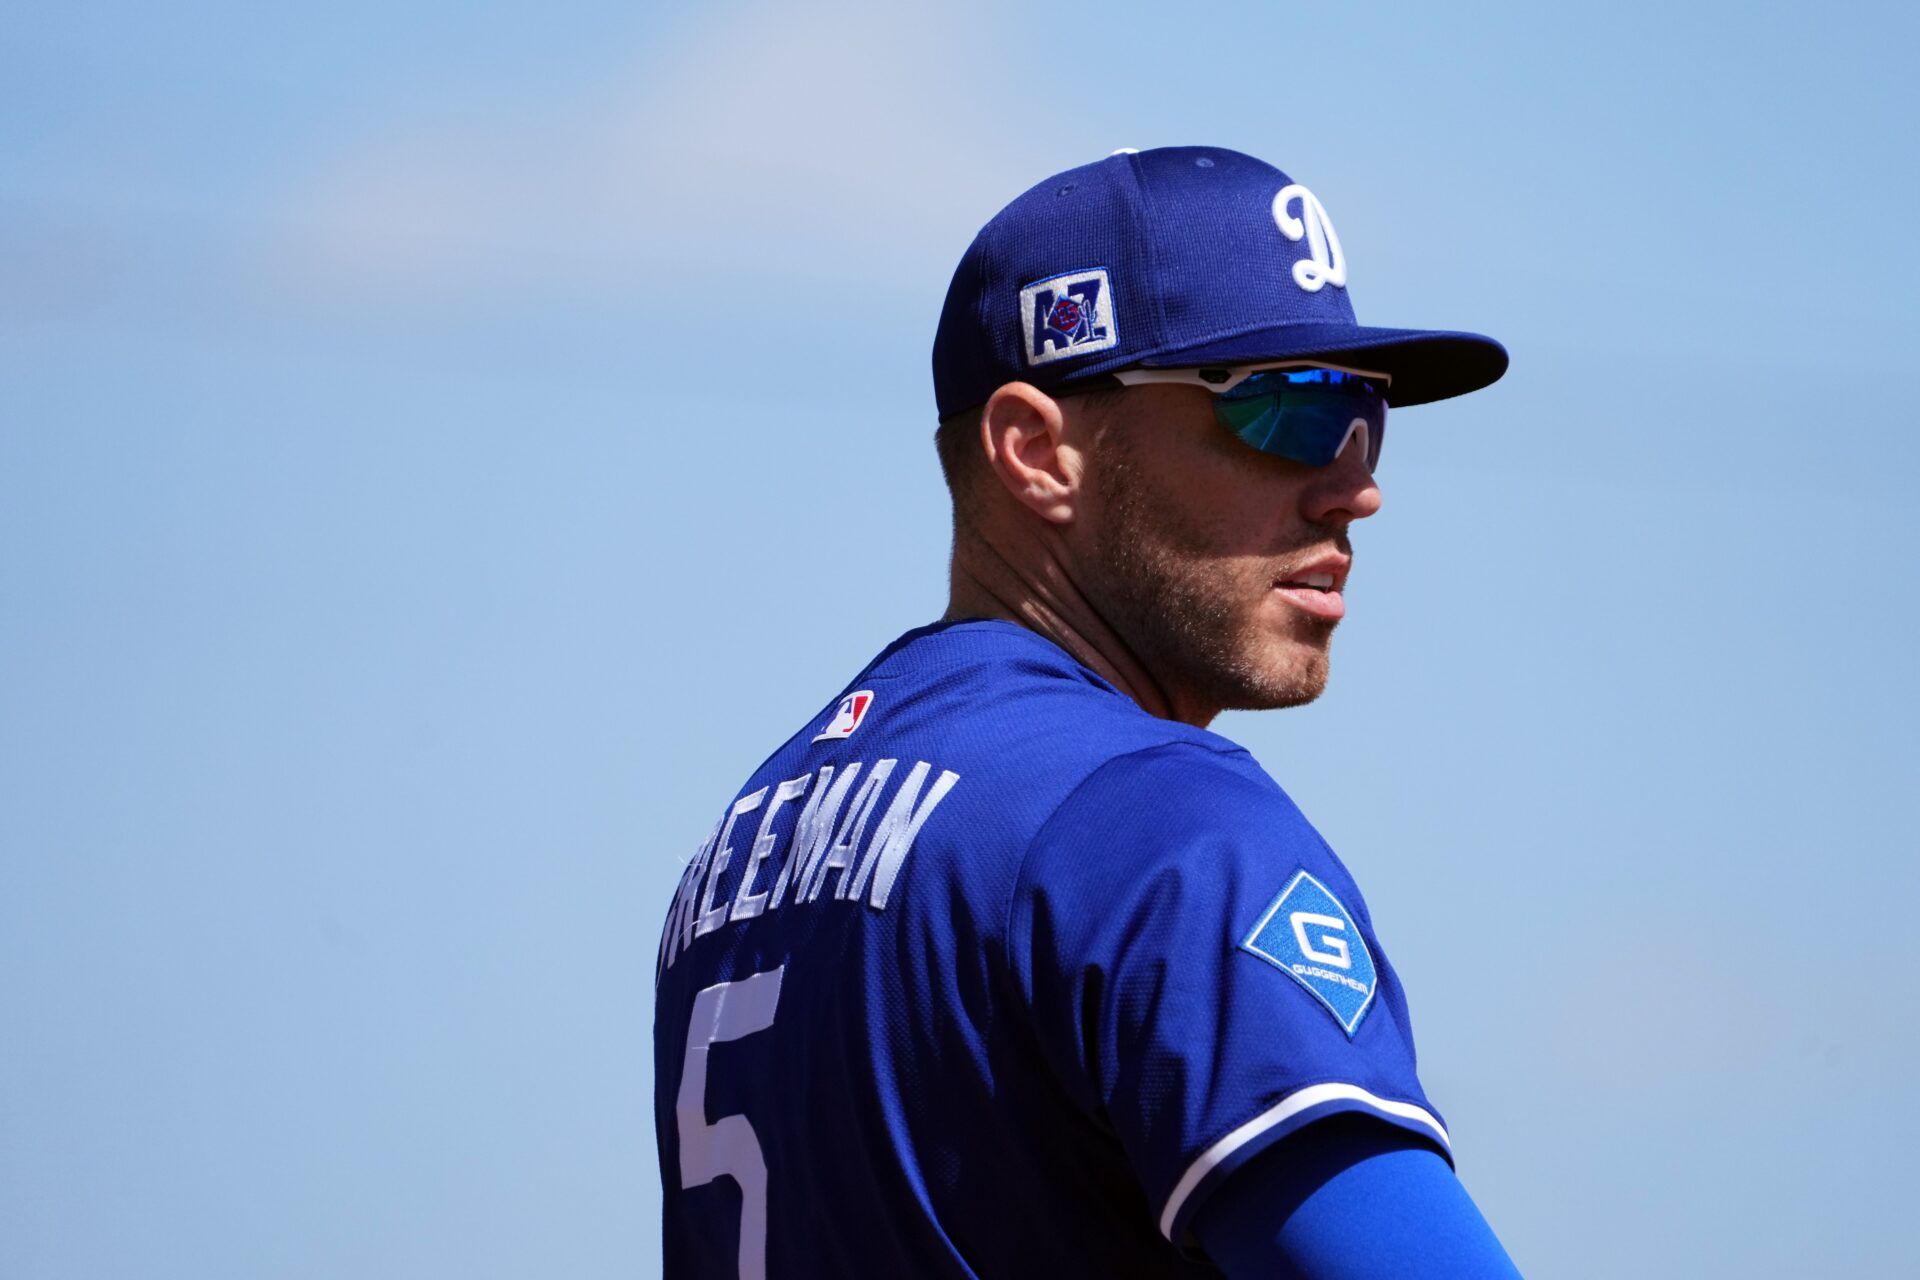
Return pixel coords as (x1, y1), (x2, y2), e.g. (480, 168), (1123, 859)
(1240, 869), (1378, 1037)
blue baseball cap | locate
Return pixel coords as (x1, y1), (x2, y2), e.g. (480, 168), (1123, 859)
(931, 146), (1508, 419)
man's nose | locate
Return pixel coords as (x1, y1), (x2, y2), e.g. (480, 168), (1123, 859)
(1301, 426), (1383, 525)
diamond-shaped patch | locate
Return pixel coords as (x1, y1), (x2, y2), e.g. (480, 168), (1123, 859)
(1240, 870), (1378, 1037)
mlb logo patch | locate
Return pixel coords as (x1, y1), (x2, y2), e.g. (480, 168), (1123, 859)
(1240, 870), (1378, 1037)
(1020, 268), (1119, 366)
(813, 690), (875, 742)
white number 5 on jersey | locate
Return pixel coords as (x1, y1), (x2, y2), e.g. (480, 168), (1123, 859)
(676, 966), (786, 1280)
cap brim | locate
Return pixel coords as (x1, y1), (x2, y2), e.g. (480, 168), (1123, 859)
(1138, 322), (1508, 408)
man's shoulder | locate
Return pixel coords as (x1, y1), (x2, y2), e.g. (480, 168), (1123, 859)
(866, 627), (1328, 882)
(1026, 736), (1316, 868)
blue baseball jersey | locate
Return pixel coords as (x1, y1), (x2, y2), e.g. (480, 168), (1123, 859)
(653, 620), (1448, 1278)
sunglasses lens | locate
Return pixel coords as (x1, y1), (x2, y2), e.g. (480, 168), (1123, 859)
(1210, 369), (1389, 471)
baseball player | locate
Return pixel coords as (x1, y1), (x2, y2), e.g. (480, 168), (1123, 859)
(654, 146), (1520, 1278)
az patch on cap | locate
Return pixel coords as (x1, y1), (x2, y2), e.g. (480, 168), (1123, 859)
(1020, 268), (1118, 366)
(1240, 869), (1377, 1037)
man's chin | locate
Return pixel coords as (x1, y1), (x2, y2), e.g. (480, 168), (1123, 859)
(1242, 672), (1329, 711)
(1210, 644), (1331, 712)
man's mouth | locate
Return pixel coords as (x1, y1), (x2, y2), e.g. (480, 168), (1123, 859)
(1272, 557), (1350, 621)
(1279, 572), (1338, 591)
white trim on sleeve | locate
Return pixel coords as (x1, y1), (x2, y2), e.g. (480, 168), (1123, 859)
(1157, 1082), (1452, 1240)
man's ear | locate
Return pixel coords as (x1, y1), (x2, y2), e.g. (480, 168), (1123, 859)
(978, 382), (1084, 525)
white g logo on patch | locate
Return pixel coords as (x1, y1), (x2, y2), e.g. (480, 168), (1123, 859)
(1272, 184), (1348, 293)
(1289, 911), (1352, 968)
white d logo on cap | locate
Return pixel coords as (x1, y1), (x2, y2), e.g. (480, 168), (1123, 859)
(1272, 184), (1348, 293)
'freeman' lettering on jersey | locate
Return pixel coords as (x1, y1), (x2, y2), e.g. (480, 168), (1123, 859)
(656, 757), (962, 982)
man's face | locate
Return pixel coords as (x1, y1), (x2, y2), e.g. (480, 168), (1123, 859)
(1072, 383), (1384, 718)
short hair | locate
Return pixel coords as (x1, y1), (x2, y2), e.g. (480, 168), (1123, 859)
(933, 404), (984, 501)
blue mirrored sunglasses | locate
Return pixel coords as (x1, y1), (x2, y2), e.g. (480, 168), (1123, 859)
(1105, 363), (1390, 472)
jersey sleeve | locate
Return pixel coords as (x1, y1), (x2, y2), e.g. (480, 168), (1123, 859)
(1007, 740), (1449, 1247)
(1192, 1117), (1521, 1280)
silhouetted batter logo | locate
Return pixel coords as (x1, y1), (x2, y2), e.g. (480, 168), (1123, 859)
(813, 690), (875, 742)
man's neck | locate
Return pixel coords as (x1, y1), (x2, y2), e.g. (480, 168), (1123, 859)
(943, 540), (1218, 728)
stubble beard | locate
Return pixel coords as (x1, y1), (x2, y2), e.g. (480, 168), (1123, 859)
(1085, 436), (1339, 715)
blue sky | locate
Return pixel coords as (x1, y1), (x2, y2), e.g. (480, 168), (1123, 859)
(4, 2), (1917, 1276)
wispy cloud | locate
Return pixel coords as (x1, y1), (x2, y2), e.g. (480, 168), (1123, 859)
(268, 3), (1057, 306)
